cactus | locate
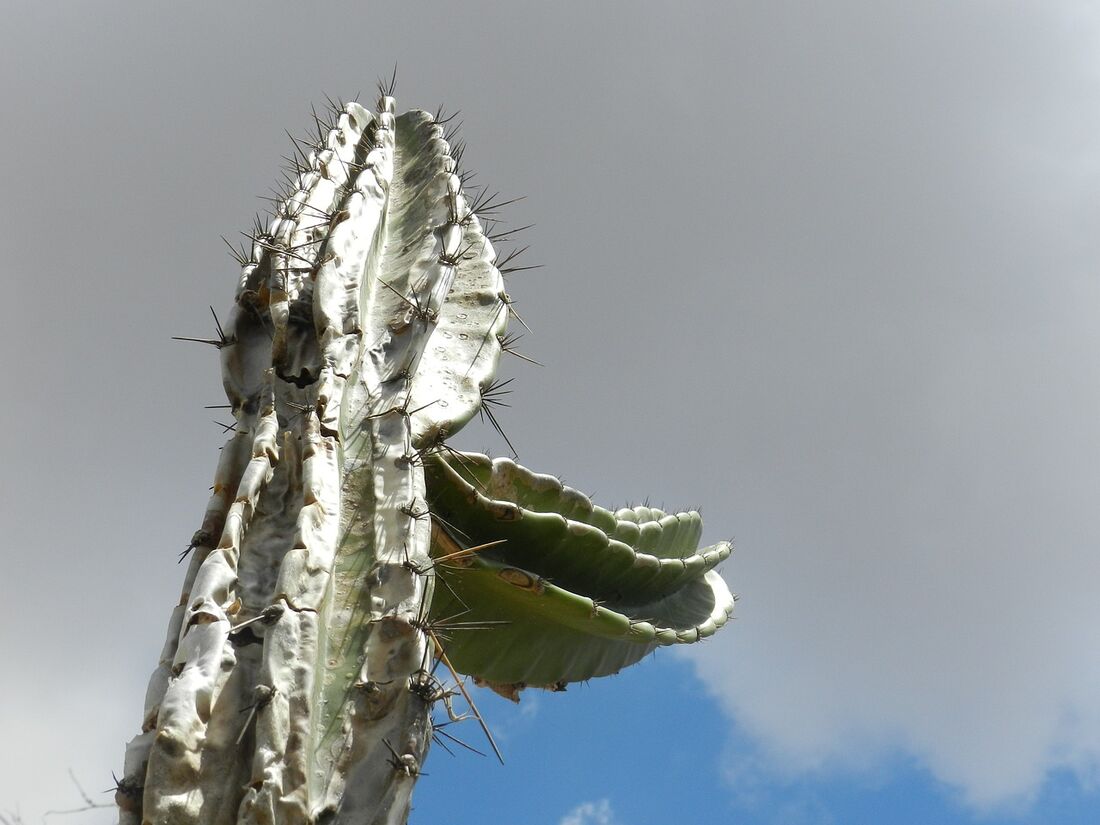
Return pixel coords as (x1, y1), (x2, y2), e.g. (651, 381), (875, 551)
(120, 85), (735, 825)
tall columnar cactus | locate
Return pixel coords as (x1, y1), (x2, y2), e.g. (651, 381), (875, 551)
(121, 87), (735, 825)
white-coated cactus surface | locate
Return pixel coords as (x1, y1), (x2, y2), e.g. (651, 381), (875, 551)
(123, 93), (508, 825)
(122, 87), (734, 825)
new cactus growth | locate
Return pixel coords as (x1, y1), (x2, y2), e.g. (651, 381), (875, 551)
(121, 85), (735, 825)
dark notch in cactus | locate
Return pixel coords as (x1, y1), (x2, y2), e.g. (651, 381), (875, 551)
(124, 78), (734, 825)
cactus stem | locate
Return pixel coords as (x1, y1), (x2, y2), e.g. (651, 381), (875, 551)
(460, 300), (511, 381)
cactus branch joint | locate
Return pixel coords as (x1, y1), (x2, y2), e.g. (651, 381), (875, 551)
(121, 88), (735, 825)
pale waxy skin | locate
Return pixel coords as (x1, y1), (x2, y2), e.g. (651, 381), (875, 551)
(123, 94), (506, 825)
(122, 90), (734, 825)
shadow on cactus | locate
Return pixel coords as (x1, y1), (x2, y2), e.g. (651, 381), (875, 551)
(121, 80), (735, 825)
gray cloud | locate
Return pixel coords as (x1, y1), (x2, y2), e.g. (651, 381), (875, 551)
(674, 2), (1100, 811)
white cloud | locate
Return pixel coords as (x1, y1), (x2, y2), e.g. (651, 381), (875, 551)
(672, 1), (1100, 815)
(559, 799), (616, 825)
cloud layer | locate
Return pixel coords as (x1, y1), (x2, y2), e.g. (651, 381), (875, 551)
(678, 5), (1100, 809)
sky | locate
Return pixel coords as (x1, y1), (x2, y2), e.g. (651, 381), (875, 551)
(3, 2), (1100, 823)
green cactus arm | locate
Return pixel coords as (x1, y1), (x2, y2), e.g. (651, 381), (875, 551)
(427, 522), (734, 687)
(423, 451), (732, 604)
(421, 449), (735, 688)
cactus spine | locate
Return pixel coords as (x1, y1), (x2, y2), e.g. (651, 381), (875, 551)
(122, 88), (734, 825)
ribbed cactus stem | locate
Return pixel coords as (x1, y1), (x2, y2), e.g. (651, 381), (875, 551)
(123, 92), (507, 825)
(124, 84), (735, 825)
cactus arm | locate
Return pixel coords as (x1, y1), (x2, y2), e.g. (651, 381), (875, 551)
(119, 427), (254, 820)
(124, 371), (280, 823)
(235, 99), (401, 825)
(423, 452), (735, 688)
(424, 451), (731, 602)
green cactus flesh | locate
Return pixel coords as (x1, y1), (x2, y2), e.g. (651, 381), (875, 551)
(121, 90), (734, 825)
(423, 451), (735, 687)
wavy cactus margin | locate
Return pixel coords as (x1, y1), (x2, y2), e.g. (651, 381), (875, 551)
(120, 85), (735, 825)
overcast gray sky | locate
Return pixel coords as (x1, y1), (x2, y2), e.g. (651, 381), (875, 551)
(3, 2), (1100, 822)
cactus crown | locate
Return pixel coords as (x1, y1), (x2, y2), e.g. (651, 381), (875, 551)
(122, 86), (734, 825)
